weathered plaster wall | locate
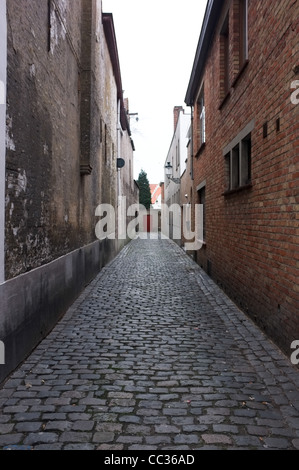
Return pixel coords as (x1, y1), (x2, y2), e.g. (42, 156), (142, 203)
(1, 0), (127, 384)
(5, 0), (120, 279)
(0, 0), (6, 284)
(5, 0), (83, 278)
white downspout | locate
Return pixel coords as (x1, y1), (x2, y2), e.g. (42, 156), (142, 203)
(117, 99), (126, 240)
(117, 99), (122, 199)
(0, 1), (7, 284)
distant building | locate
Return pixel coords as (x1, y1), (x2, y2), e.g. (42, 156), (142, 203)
(184, 0), (299, 356)
(164, 106), (190, 240)
(118, 97), (138, 242)
(0, 0), (137, 384)
(150, 184), (162, 210)
(180, 124), (193, 250)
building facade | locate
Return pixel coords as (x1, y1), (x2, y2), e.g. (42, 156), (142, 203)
(118, 98), (139, 242)
(180, 124), (193, 250)
(0, 0), (136, 383)
(185, 0), (299, 357)
(164, 106), (190, 241)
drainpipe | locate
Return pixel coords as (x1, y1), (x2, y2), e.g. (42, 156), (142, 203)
(117, 99), (126, 241)
(117, 99), (122, 199)
(190, 105), (194, 181)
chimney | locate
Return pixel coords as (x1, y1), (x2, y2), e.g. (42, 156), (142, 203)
(173, 106), (184, 131)
(124, 98), (129, 113)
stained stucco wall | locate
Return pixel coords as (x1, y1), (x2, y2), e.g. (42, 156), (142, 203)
(0, 0), (6, 284)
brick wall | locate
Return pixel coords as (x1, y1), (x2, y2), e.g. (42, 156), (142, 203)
(191, 0), (299, 356)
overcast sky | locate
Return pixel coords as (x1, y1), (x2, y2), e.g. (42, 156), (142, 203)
(102, 0), (208, 184)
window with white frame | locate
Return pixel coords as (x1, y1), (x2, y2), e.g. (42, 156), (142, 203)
(198, 185), (206, 241)
(197, 86), (206, 149)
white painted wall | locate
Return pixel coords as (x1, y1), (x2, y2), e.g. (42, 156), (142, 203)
(164, 111), (190, 206)
(179, 114), (191, 177)
(0, 1), (7, 284)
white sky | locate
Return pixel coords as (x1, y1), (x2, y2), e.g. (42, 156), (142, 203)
(102, 0), (208, 184)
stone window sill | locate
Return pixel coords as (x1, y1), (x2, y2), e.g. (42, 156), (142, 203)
(223, 183), (253, 196)
(195, 143), (206, 158)
(218, 91), (231, 110)
(232, 60), (249, 88)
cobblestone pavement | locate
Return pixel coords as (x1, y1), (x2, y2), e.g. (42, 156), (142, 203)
(0, 236), (299, 451)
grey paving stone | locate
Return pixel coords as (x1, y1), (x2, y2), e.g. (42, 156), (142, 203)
(116, 436), (143, 444)
(23, 432), (59, 446)
(71, 420), (94, 431)
(92, 432), (115, 443)
(3, 406), (29, 413)
(14, 413), (41, 422)
(213, 424), (239, 434)
(202, 434), (233, 445)
(233, 435), (264, 447)
(155, 424), (180, 434)
(292, 439), (299, 450)
(173, 434), (199, 445)
(63, 443), (95, 450)
(263, 437), (290, 449)
(145, 435), (172, 445)
(0, 423), (15, 434)
(59, 431), (92, 443)
(0, 237), (298, 450)
(42, 413), (67, 421)
(97, 444), (124, 450)
(15, 422), (42, 433)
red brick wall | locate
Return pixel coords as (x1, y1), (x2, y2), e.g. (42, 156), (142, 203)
(191, 0), (299, 356)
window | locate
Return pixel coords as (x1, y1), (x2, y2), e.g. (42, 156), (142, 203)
(198, 186), (206, 241)
(276, 118), (280, 133)
(232, 144), (240, 189)
(176, 140), (180, 170)
(263, 122), (268, 139)
(225, 152), (231, 188)
(220, 14), (230, 99)
(48, 0), (52, 52)
(225, 134), (251, 191)
(239, 0), (248, 67)
(197, 86), (206, 149)
(223, 120), (254, 193)
(240, 135), (251, 186)
(232, 0), (249, 84)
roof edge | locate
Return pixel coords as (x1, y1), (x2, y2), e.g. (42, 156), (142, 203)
(102, 12), (130, 134)
(185, 0), (223, 106)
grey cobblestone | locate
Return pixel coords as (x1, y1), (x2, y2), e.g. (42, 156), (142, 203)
(23, 432), (59, 446)
(0, 237), (298, 450)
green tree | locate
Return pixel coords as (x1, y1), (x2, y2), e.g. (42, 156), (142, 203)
(137, 169), (152, 210)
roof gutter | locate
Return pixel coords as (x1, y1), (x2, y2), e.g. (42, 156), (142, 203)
(185, 0), (223, 106)
(102, 12), (129, 133)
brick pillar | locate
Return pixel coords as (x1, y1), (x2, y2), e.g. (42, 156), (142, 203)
(80, 0), (95, 175)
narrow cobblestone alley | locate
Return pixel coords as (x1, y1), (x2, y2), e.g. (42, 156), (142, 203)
(0, 237), (299, 451)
